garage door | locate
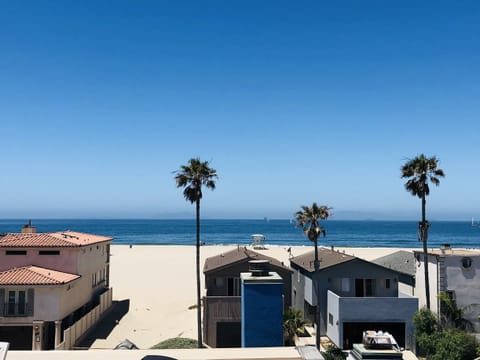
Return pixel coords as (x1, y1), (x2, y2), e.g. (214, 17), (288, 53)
(0, 326), (33, 350)
(216, 322), (241, 348)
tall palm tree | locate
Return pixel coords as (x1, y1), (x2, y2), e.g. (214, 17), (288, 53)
(295, 202), (332, 349)
(175, 158), (218, 348)
(401, 154), (444, 309)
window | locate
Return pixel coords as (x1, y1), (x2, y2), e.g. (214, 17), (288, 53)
(342, 278), (350, 292)
(329, 313), (334, 326)
(462, 257), (472, 269)
(39, 250), (60, 255)
(6, 290), (27, 316)
(385, 279), (391, 289)
(214, 277), (224, 288)
(355, 279), (376, 297)
(227, 277), (241, 296)
(6, 250), (27, 255)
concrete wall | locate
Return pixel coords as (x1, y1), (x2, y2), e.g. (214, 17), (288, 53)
(443, 254), (480, 332)
(327, 290), (418, 350)
(55, 288), (113, 350)
(414, 252), (438, 312)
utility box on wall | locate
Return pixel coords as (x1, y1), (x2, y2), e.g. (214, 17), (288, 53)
(241, 260), (283, 347)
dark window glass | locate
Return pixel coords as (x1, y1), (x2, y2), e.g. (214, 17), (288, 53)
(6, 250), (27, 255)
(39, 250), (60, 255)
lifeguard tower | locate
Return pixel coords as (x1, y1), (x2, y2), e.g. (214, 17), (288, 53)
(251, 234), (266, 249)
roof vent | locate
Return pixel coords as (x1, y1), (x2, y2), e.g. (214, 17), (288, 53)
(249, 260), (270, 277)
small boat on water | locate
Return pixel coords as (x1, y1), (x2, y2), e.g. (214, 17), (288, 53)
(352, 330), (402, 359)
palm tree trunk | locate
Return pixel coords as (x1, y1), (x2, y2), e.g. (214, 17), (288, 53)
(313, 238), (321, 350)
(196, 198), (203, 348)
(421, 194), (431, 310)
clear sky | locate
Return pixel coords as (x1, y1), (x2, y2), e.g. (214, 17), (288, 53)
(1, 1), (479, 220)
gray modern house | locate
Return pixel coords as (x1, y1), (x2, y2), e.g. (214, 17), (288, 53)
(290, 247), (418, 350)
(203, 247), (292, 348)
(414, 246), (480, 332)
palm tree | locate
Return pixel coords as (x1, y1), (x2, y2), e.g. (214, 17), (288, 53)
(283, 307), (306, 346)
(295, 202), (332, 349)
(175, 158), (218, 348)
(401, 154), (445, 309)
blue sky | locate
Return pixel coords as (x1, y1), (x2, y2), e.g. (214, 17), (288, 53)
(1, 1), (479, 220)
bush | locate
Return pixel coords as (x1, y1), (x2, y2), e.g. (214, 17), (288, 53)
(150, 337), (198, 349)
(321, 344), (347, 360)
(413, 307), (439, 336)
(432, 329), (477, 360)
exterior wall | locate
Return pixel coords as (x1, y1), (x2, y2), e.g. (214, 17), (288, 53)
(292, 268), (305, 311)
(443, 254), (480, 332)
(414, 252), (439, 312)
(241, 273), (283, 347)
(205, 262), (292, 309)
(327, 290), (418, 350)
(55, 288), (113, 350)
(0, 248), (78, 273)
(0, 282), (83, 323)
(314, 260), (400, 336)
(203, 296), (241, 348)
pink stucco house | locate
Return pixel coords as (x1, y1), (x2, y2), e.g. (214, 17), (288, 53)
(0, 224), (112, 350)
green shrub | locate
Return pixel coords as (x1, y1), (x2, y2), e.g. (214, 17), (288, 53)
(431, 329), (477, 360)
(150, 337), (198, 349)
(321, 344), (347, 360)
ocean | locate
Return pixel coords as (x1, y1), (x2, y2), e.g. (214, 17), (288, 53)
(0, 219), (479, 249)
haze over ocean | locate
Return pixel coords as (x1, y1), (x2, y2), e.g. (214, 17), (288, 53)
(1, 219), (478, 249)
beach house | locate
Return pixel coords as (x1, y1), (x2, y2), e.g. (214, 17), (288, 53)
(202, 247), (292, 348)
(290, 247), (418, 350)
(414, 246), (480, 332)
(0, 225), (113, 350)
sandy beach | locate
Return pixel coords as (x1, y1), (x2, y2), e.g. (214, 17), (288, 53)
(91, 245), (415, 349)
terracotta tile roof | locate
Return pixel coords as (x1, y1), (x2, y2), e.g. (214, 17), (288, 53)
(290, 247), (355, 272)
(0, 231), (112, 248)
(204, 247), (292, 273)
(0, 266), (80, 285)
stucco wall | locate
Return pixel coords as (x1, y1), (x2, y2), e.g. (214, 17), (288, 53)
(328, 290), (418, 350)
(414, 252), (438, 311)
(443, 254), (480, 332)
(0, 248), (78, 273)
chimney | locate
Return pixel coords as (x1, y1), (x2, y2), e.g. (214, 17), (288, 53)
(249, 260), (270, 277)
(21, 220), (36, 234)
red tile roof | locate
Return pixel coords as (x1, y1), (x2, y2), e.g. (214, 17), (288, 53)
(0, 231), (112, 248)
(0, 266), (80, 285)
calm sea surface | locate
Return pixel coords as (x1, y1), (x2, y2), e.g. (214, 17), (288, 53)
(0, 219), (479, 249)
